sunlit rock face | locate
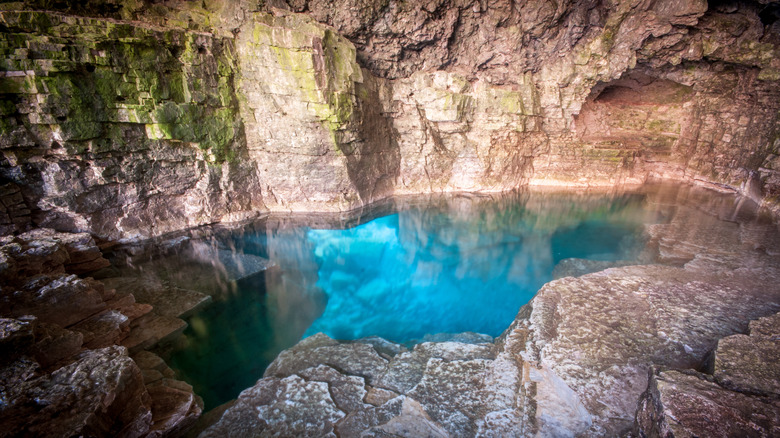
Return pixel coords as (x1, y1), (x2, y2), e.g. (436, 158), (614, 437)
(0, 0), (778, 239)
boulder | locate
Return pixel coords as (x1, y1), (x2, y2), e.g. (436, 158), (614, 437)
(0, 346), (153, 438)
(711, 312), (780, 396)
(264, 333), (390, 385)
(510, 263), (780, 436)
(636, 369), (780, 437)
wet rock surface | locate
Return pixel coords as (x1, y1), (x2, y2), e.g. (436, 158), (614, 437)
(0, 228), (202, 437)
(634, 311), (780, 437)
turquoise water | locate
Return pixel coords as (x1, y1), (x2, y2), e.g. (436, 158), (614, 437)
(167, 191), (657, 409)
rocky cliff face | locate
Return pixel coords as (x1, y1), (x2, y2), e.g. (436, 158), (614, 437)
(0, 0), (778, 240)
(0, 9), (265, 241)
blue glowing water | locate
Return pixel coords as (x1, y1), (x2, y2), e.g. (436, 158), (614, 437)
(306, 214), (547, 340)
(166, 191), (655, 409)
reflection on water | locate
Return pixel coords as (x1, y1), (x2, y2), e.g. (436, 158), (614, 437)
(164, 188), (667, 409)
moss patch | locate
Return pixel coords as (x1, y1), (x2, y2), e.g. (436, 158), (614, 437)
(0, 10), (242, 163)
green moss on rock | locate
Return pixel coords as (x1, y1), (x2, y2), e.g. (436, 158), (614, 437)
(0, 10), (242, 163)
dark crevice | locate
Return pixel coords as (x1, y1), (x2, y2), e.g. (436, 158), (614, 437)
(707, 0), (742, 14)
(759, 2), (780, 25)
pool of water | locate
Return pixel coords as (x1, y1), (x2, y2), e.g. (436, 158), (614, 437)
(164, 190), (664, 409)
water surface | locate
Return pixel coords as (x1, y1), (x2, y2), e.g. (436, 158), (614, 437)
(165, 190), (661, 408)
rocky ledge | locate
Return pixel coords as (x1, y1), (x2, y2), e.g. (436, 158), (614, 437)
(0, 229), (204, 437)
(200, 187), (780, 437)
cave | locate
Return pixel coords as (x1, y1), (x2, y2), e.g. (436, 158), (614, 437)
(1, 0), (779, 437)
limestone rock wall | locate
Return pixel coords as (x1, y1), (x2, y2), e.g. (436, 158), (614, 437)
(297, 0), (780, 194)
(0, 0), (778, 240)
(0, 10), (265, 241)
(234, 10), (399, 212)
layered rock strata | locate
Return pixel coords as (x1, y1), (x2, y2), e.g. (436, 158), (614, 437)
(0, 9), (265, 241)
(0, 1), (778, 240)
(0, 229), (203, 437)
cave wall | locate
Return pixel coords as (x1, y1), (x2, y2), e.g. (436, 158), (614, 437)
(0, 0), (779, 240)
(0, 10), (266, 241)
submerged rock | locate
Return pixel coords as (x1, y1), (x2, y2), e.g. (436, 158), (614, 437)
(551, 258), (637, 279)
(101, 277), (212, 320)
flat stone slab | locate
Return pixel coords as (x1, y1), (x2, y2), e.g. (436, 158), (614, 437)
(121, 315), (187, 354)
(713, 312), (780, 396)
(102, 277), (211, 319)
